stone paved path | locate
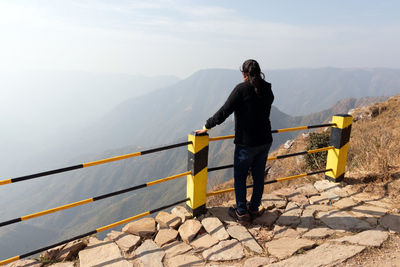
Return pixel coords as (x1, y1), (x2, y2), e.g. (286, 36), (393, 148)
(9, 180), (399, 267)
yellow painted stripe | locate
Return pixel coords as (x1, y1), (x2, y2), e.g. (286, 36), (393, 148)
(206, 187), (235, 196)
(267, 156), (278, 161)
(0, 255), (20, 266)
(209, 135), (235, 142)
(83, 152), (141, 168)
(146, 171), (191, 186)
(277, 126), (308, 133)
(96, 211), (150, 232)
(21, 199), (93, 221)
(276, 173), (307, 182)
(307, 146), (334, 154)
(0, 179), (12, 186)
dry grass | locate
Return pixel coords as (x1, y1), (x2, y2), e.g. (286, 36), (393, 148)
(347, 95), (400, 179)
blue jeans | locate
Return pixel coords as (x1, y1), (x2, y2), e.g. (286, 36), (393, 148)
(234, 143), (272, 214)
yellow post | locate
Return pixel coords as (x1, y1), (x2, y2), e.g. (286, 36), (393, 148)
(325, 114), (353, 182)
(186, 132), (209, 216)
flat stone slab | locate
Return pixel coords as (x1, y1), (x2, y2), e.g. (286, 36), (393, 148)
(201, 217), (229, 241)
(6, 260), (43, 267)
(304, 204), (335, 213)
(48, 263), (74, 267)
(253, 210), (280, 226)
(171, 206), (192, 223)
(266, 243), (365, 267)
(106, 230), (140, 253)
(332, 229), (389, 247)
(363, 200), (394, 209)
(350, 204), (388, 218)
(297, 208), (317, 231)
(154, 228), (179, 247)
(162, 241), (192, 258)
(309, 191), (339, 205)
(273, 225), (299, 239)
(276, 202), (302, 227)
(122, 217), (156, 238)
(244, 256), (276, 267)
(226, 225), (263, 254)
(333, 197), (358, 209)
(265, 237), (315, 259)
(314, 180), (341, 193)
(134, 240), (165, 267)
(190, 233), (219, 251)
(351, 192), (382, 202)
(202, 239), (245, 261)
(380, 214), (400, 233)
(208, 207), (238, 225)
(302, 227), (335, 239)
(79, 240), (132, 267)
(165, 253), (204, 267)
(319, 210), (372, 231)
(155, 211), (182, 229)
(261, 194), (287, 209)
(178, 219), (203, 243)
(294, 184), (319, 197)
(288, 194), (309, 207)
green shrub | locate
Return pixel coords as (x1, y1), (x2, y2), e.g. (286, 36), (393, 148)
(305, 131), (330, 170)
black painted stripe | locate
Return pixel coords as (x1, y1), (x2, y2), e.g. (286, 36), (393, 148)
(325, 173), (344, 182)
(330, 125), (352, 149)
(10, 164), (83, 184)
(0, 218), (21, 227)
(188, 145), (209, 176)
(141, 141), (192, 155)
(271, 123), (335, 133)
(208, 164), (234, 172)
(307, 123), (336, 129)
(93, 184), (147, 201)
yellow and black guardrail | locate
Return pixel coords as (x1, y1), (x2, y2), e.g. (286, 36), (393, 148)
(206, 169), (331, 196)
(0, 198), (189, 266)
(0, 141), (191, 186)
(325, 115), (353, 182)
(208, 123), (335, 141)
(208, 146), (334, 172)
(1, 117), (352, 265)
(0, 171), (191, 228)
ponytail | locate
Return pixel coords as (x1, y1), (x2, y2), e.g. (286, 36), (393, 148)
(241, 59), (265, 97)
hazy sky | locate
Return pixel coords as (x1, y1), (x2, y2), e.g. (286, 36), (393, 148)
(0, 0), (399, 77)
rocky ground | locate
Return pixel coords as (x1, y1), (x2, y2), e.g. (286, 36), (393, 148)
(7, 176), (400, 267)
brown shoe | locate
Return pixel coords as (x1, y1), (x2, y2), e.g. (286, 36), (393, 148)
(228, 207), (251, 223)
(248, 206), (265, 219)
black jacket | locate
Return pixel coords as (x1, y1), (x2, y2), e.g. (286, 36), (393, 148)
(205, 80), (274, 146)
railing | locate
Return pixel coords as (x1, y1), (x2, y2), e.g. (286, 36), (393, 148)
(0, 114), (353, 265)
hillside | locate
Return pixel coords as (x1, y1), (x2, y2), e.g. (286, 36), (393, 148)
(33, 68), (400, 161)
(1, 67), (399, 260)
(4, 95), (400, 267)
(268, 67), (400, 115)
(0, 94), (390, 260)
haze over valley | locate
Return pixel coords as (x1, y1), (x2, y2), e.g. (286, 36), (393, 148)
(0, 67), (399, 259)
